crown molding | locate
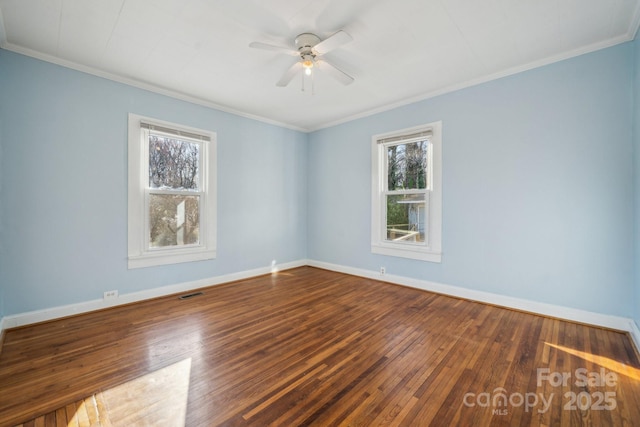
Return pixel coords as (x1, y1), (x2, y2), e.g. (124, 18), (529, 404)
(0, 42), (310, 133)
(312, 34), (636, 132)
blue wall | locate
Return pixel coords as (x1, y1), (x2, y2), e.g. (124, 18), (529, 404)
(0, 50), (308, 316)
(0, 40), (638, 322)
(308, 43), (635, 317)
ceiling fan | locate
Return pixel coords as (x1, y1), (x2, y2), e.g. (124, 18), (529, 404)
(249, 30), (354, 89)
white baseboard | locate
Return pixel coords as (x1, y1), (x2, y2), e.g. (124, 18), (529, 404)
(0, 259), (306, 331)
(2, 258), (639, 357)
(629, 320), (640, 356)
(306, 259), (640, 352)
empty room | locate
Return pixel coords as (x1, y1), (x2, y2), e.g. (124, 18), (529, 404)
(1, 0), (640, 426)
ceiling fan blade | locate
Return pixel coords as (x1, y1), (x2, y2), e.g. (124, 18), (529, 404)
(313, 30), (353, 55)
(277, 61), (303, 87)
(317, 59), (354, 85)
(249, 41), (297, 56)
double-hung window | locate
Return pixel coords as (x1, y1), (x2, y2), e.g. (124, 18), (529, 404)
(128, 114), (217, 268)
(371, 121), (442, 262)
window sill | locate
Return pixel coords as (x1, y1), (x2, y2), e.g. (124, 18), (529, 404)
(128, 248), (216, 269)
(371, 243), (441, 263)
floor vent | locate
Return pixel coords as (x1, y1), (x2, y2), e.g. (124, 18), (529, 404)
(179, 291), (204, 300)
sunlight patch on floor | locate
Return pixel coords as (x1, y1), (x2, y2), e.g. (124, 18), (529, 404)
(101, 358), (192, 426)
(545, 343), (640, 381)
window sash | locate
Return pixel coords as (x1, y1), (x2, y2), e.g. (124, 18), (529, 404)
(144, 189), (205, 252)
(142, 126), (207, 252)
(381, 136), (430, 247)
(382, 189), (429, 247)
(382, 138), (432, 192)
(143, 128), (205, 192)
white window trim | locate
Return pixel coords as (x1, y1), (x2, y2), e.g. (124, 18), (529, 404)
(371, 121), (442, 262)
(128, 113), (217, 269)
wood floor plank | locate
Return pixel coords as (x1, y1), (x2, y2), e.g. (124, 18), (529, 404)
(1, 267), (639, 426)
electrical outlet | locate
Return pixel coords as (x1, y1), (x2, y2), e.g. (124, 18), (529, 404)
(380, 267), (386, 275)
(103, 290), (118, 300)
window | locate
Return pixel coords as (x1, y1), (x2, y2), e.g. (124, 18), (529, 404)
(128, 114), (216, 268)
(371, 121), (442, 262)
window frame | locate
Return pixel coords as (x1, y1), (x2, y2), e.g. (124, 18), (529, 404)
(371, 121), (442, 262)
(128, 113), (217, 269)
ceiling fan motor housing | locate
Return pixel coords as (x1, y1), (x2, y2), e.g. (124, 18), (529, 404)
(295, 33), (321, 57)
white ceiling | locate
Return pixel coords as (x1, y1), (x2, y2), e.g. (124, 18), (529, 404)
(1, 0), (639, 132)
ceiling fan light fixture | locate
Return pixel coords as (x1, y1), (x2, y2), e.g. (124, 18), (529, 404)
(302, 55), (314, 76)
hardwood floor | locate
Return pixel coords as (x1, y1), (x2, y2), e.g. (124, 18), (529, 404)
(1, 267), (639, 426)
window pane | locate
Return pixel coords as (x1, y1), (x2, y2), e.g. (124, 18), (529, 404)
(386, 193), (426, 243)
(387, 140), (428, 190)
(149, 194), (200, 248)
(149, 134), (200, 190)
